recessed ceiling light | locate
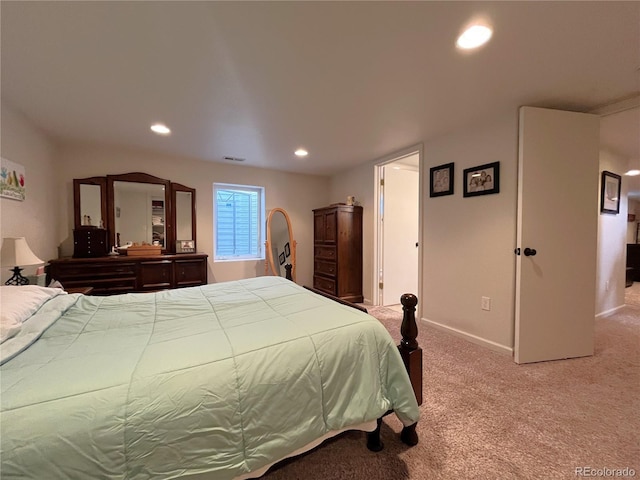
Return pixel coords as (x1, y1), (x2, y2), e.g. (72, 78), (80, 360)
(457, 25), (493, 50)
(295, 149), (308, 157)
(625, 169), (640, 176)
(151, 123), (171, 135)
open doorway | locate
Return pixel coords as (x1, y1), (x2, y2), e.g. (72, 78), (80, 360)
(598, 102), (640, 308)
(626, 197), (640, 306)
(374, 152), (420, 309)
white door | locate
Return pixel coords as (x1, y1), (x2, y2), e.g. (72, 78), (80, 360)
(515, 106), (600, 364)
(382, 162), (419, 306)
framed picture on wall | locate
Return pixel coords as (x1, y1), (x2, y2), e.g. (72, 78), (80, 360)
(600, 170), (621, 214)
(284, 242), (291, 257)
(463, 162), (500, 197)
(429, 162), (454, 197)
(0, 158), (26, 201)
(279, 252), (286, 265)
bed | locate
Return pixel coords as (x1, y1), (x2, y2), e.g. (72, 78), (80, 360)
(0, 276), (420, 479)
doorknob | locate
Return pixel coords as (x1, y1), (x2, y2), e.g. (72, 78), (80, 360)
(524, 247), (537, 256)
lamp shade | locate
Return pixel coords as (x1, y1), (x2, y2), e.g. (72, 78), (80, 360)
(0, 237), (44, 267)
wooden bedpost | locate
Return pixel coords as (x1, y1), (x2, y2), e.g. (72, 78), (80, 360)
(399, 293), (422, 406)
(397, 293), (421, 447)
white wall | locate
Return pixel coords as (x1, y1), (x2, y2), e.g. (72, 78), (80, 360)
(420, 113), (518, 350)
(55, 143), (330, 286)
(596, 149), (628, 316)
(329, 161), (376, 303)
(331, 112), (518, 351)
(0, 102), (60, 282)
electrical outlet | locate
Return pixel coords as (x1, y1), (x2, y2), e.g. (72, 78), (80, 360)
(481, 296), (491, 311)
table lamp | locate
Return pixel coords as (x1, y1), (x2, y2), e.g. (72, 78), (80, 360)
(0, 237), (44, 285)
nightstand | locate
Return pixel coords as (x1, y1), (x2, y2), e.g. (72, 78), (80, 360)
(65, 286), (94, 295)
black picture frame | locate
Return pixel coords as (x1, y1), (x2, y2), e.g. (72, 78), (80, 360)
(429, 162), (454, 197)
(600, 170), (621, 214)
(279, 252), (286, 265)
(463, 162), (500, 197)
(284, 242), (290, 257)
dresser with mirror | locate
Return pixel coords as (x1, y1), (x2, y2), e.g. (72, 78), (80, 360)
(48, 172), (207, 295)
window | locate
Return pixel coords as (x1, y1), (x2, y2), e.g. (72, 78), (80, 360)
(213, 183), (265, 261)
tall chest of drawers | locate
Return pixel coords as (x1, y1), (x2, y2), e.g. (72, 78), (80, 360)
(312, 205), (363, 303)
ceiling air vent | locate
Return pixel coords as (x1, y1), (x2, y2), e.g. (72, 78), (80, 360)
(223, 156), (246, 162)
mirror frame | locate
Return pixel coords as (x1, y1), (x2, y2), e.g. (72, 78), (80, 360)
(265, 207), (296, 281)
(106, 172), (172, 253)
(73, 177), (108, 229)
(73, 172), (197, 254)
(170, 183), (197, 252)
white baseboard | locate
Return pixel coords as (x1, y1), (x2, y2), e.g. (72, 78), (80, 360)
(420, 317), (513, 356)
(595, 304), (626, 319)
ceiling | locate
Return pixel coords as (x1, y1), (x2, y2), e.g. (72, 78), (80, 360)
(1, 2), (638, 178)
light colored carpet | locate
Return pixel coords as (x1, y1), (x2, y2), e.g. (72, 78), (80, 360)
(265, 291), (640, 479)
(625, 281), (640, 307)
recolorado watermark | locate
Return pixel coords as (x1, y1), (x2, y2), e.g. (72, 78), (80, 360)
(575, 467), (636, 477)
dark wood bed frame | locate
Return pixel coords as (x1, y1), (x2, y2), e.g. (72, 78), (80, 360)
(303, 286), (422, 451)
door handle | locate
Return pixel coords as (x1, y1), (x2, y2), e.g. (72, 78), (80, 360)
(524, 247), (537, 257)
(514, 248), (521, 255)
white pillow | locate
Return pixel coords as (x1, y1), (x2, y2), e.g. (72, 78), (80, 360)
(0, 286), (67, 343)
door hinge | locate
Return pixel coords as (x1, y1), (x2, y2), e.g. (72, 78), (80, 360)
(379, 282), (384, 290)
(380, 179), (384, 186)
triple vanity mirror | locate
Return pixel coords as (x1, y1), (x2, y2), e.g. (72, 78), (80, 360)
(265, 208), (296, 281)
(73, 172), (196, 254)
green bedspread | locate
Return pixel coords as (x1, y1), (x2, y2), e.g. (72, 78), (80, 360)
(1, 276), (419, 479)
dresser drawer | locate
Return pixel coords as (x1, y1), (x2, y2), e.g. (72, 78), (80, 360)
(56, 275), (136, 295)
(139, 260), (172, 291)
(87, 279), (137, 296)
(314, 246), (336, 261)
(315, 260), (337, 277)
(313, 275), (336, 295)
(174, 258), (207, 287)
(51, 262), (136, 280)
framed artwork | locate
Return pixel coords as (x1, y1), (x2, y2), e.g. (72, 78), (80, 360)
(0, 158), (26, 201)
(600, 170), (621, 214)
(176, 240), (195, 253)
(284, 242), (291, 257)
(430, 163), (454, 197)
(463, 162), (500, 197)
(279, 252), (286, 265)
